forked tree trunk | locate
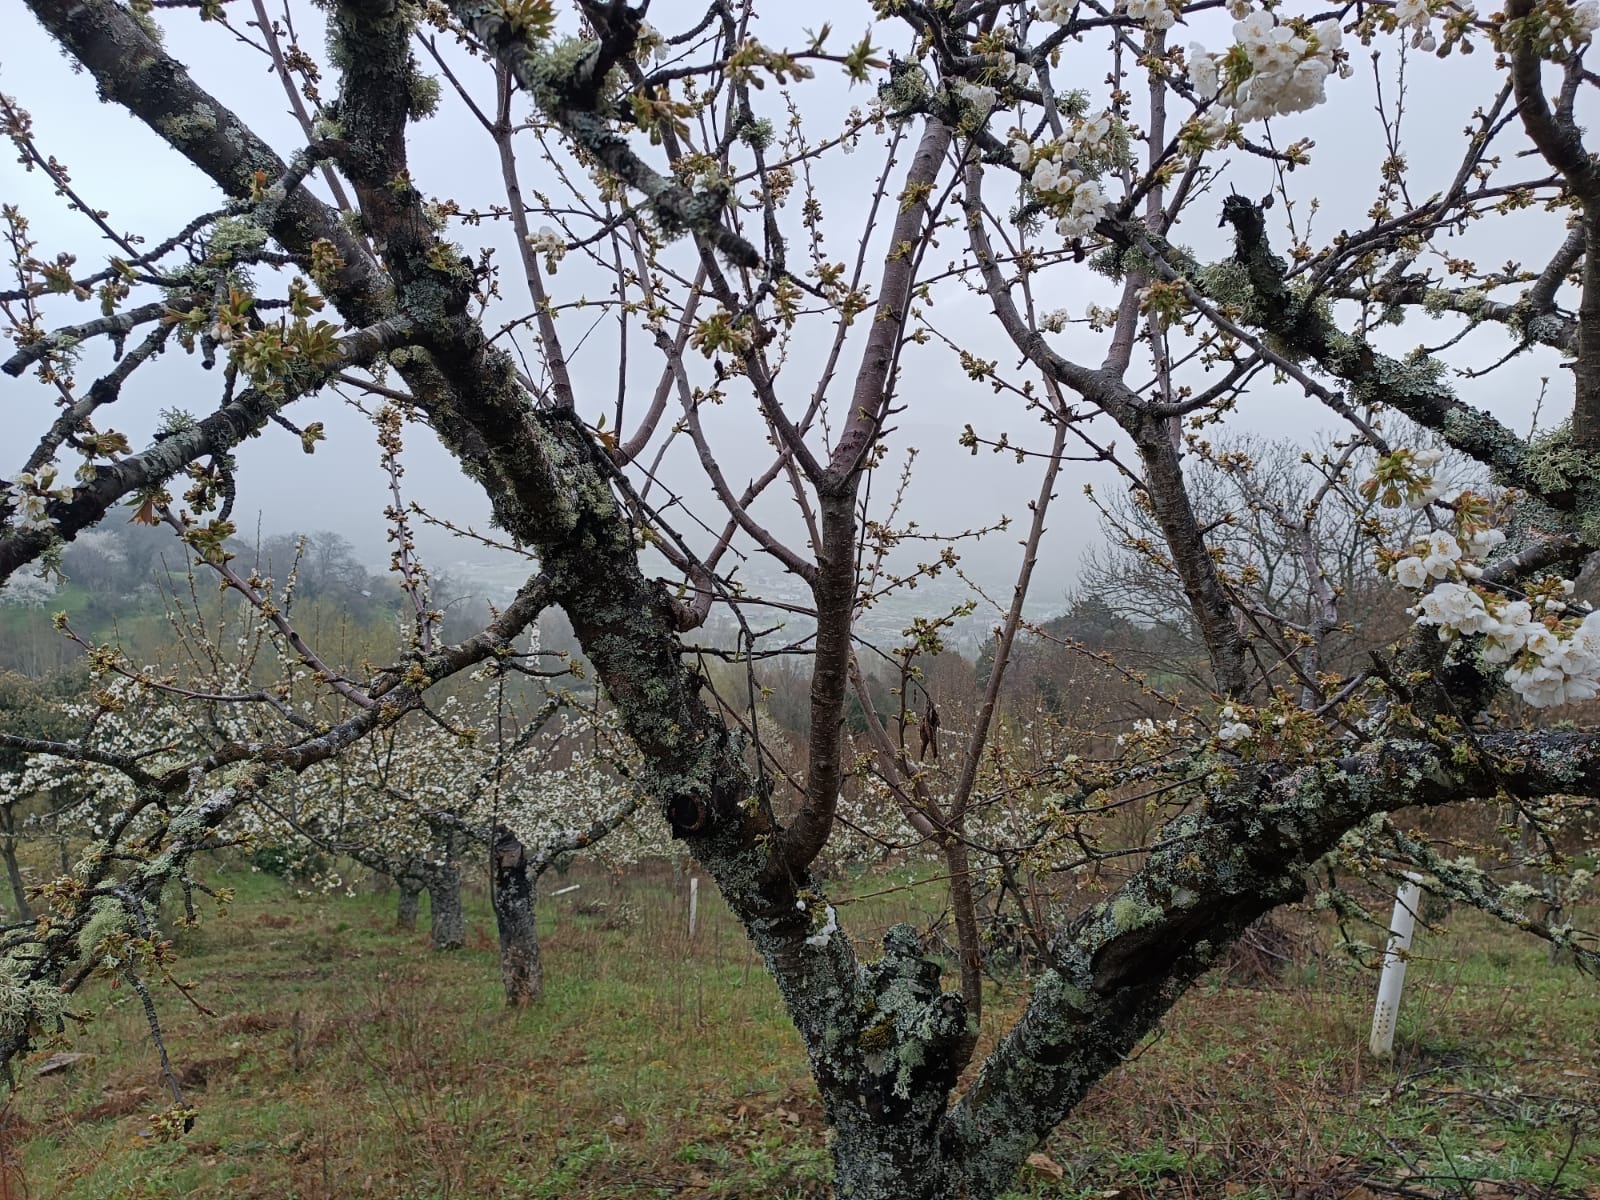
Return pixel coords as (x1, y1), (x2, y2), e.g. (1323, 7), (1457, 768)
(428, 864), (465, 951)
(395, 876), (422, 931)
(490, 824), (542, 1006)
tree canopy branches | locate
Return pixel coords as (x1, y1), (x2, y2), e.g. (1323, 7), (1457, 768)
(4, 2), (1600, 1196)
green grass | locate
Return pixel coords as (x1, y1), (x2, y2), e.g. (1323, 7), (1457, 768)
(5, 866), (1597, 1199)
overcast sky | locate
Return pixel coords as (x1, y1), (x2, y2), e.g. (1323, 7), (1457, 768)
(0, 1), (1577, 614)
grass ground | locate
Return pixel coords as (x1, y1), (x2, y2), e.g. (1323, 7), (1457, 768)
(3, 864), (1596, 1199)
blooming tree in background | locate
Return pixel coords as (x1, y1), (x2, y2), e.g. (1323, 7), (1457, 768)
(272, 680), (658, 1001)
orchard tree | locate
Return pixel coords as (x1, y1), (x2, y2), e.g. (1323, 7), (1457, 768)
(270, 679), (658, 1001)
(4, 1), (1600, 1197)
(0, 670), (81, 918)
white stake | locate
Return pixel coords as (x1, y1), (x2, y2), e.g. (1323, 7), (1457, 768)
(1369, 872), (1423, 1058)
(689, 876), (699, 939)
(551, 883), (580, 897)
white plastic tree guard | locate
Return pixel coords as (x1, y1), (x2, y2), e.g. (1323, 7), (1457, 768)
(1369, 872), (1423, 1058)
(689, 876), (699, 939)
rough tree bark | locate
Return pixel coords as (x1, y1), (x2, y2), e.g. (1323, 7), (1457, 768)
(428, 863), (465, 952)
(395, 875), (422, 932)
(0, 809), (32, 923)
(490, 824), (542, 1006)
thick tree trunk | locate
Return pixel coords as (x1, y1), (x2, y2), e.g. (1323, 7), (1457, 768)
(428, 864), (465, 951)
(795, 924), (968, 1200)
(395, 876), (422, 931)
(490, 824), (542, 1006)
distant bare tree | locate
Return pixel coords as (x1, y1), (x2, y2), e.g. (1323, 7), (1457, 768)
(1077, 433), (1445, 693)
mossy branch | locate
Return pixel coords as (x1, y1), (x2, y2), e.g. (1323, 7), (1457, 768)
(448, 2), (761, 268)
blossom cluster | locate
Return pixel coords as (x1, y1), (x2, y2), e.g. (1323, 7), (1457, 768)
(1124, 0), (1177, 31)
(1190, 12), (1347, 122)
(279, 688), (663, 879)
(0, 567), (56, 608)
(990, 48), (1034, 89)
(1127, 717), (1178, 739)
(1397, 447), (1447, 508)
(951, 30), (1034, 120)
(1038, 0), (1199, 29)
(1387, 526), (1505, 589)
(1216, 705), (1251, 746)
(1379, 453), (1599, 708)
(526, 226), (566, 272)
(976, 31), (1034, 91)
(1395, 0), (1595, 55)
(634, 21), (668, 65)
(1113, 707), (1280, 751)
(1010, 113), (1121, 239)
(955, 79), (999, 118)
(1558, 0), (1600, 42)
(3, 466), (72, 535)
(1, 674), (228, 841)
(1393, 0), (1441, 50)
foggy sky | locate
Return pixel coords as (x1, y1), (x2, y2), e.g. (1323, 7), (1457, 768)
(0, 1), (1575, 616)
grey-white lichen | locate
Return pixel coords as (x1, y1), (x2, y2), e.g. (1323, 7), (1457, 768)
(1525, 312), (1571, 347)
(738, 117), (775, 151)
(0, 958), (68, 1041)
(1109, 895), (1162, 934)
(408, 72), (442, 120)
(157, 103), (218, 144)
(206, 216), (269, 264)
(76, 895), (134, 963)
(1196, 260), (1255, 310)
(1500, 881), (1539, 913)
(311, 115), (347, 142)
(1523, 423), (1590, 493)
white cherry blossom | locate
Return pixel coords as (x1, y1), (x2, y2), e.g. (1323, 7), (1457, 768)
(1190, 14), (1346, 123)
(1391, 556), (1429, 590)
(1421, 530), (1463, 579)
(1216, 706), (1252, 745)
(1126, 0), (1177, 30)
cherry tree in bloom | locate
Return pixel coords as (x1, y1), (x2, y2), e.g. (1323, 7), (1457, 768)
(1187, 11), (1347, 122)
(272, 677), (659, 1001)
(1372, 447), (1600, 706)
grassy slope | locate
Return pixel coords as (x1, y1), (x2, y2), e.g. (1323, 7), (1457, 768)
(5, 867), (1597, 1200)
